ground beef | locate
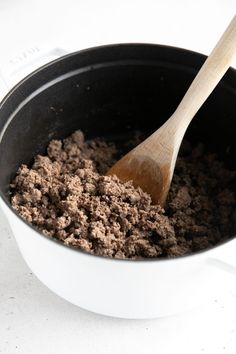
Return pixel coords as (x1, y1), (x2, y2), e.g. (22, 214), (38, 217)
(10, 130), (236, 259)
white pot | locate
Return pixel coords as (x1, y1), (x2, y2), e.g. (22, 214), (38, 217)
(0, 45), (236, 319)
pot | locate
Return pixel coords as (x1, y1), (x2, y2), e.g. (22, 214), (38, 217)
(0, 44), (236, 319)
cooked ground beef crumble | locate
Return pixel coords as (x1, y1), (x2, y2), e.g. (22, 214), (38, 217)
(11, 130), (236, 259)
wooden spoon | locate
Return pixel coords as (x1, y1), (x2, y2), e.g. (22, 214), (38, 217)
(107, 16), (236, 206)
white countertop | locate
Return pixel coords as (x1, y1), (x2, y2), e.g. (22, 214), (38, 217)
(0, 1), (236, 353)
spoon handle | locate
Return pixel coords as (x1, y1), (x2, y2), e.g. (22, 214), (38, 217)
(172, 15), (236, 128)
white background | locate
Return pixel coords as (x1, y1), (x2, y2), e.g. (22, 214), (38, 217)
(0, 0), (236, 353)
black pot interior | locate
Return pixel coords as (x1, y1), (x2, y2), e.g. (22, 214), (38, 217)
(0, 44), (236, 206)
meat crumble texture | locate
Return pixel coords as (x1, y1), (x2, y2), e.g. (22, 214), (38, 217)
(11, 130), (236, 259)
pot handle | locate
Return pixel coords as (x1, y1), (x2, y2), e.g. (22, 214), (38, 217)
(0, 45), (69, 99)
(206, 240), (236, 276)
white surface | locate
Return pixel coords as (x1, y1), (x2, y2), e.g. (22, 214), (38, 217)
(0, 0), (236, 352)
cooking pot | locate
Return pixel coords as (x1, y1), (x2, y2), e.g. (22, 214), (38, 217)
(0, 44), (236, 319)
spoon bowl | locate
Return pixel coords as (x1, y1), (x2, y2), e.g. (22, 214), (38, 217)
(108, 138), (171, 205)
